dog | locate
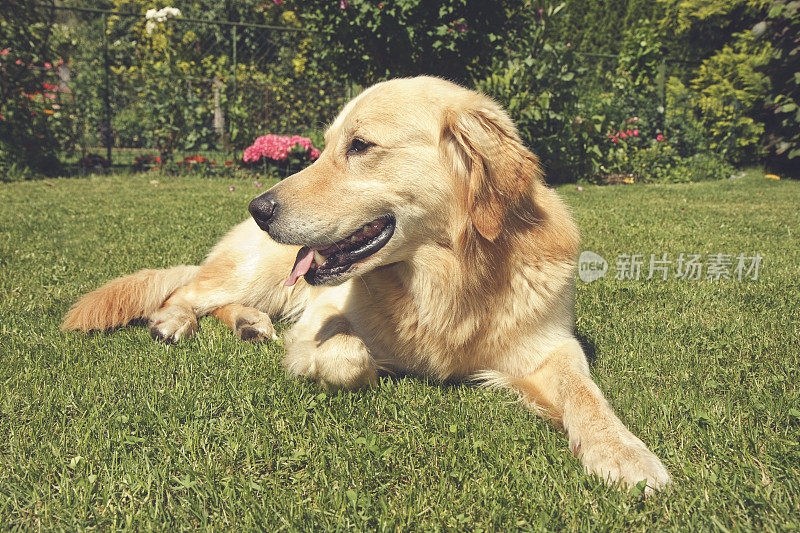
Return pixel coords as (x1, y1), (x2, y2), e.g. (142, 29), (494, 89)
(63, 76), (670, 492)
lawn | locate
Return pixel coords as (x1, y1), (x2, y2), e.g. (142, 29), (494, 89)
(0, 169), (798, 530)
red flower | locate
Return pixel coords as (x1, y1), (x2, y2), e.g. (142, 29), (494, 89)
(619, 132), (628, 139)
(44, 62), (52, 69)
(626, 130), (633, 136)
(656, 134), (664, 142)
(633, 129), (639, 136)
(225, 160), (233, 166)
(15, 59), (22, 65)
(0, 48), (9, 56)
(156, 156), (161, 162)
(611, 137), (619, 144)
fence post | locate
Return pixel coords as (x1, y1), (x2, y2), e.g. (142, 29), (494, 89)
(102, 13), (113, 165)
(656, 58), (667, 133)
(213, 77), (225, 146)
(230, 25), (238, 162)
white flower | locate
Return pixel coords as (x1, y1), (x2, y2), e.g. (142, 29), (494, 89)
(144, 7), (181, 33)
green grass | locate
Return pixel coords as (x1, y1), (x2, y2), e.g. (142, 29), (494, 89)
(0, 169), (798, 530)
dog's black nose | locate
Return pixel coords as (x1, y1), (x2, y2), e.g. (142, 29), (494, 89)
(249, 193), (277, 231)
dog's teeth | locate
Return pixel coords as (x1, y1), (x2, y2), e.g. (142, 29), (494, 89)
(314, 250), (326, 265)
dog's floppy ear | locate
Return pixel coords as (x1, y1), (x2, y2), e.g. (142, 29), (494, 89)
(444, 98), (542, 241)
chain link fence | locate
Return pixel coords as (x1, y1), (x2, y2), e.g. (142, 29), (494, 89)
(41, 4), (349, 171)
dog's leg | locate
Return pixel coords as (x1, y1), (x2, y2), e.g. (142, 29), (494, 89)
(212, 304), (277, 342)
(147, 258), (243, 342)
(484, 339), (670, 493)
(282, 303), (377, 390)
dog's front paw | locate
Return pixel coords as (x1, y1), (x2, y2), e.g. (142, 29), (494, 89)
(149, 306), (198, 343)
(234, 310), (277, 342)
(283, 334), (377, 390)
(575, 430), (671, 494)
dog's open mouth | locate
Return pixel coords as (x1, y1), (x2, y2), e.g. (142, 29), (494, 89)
(285, 215), (395, 286)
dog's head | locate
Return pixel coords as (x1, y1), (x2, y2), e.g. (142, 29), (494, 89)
(249, 76), (543, 286)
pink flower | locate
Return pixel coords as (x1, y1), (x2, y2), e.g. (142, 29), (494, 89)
(656, 134), (664, 142)
(15, 59), (22, 65)
(632, 129), (639, 136)
(0, 48), (9, 56)
(340, 0), (348, 9)
(611, 137), (619, 144)
(44, 93), (56, 100)
(619, 131), (628, 139)
(254, 181), (263, 188)
(575, 186), (584, 191)
(229, 185), (236, 192)
(566, 42), (571, 48)
(273, 0), (284, 4)
(44, 62), (52, 69)
(243, 134), (321, 164)
(626, 130), (633, 136)
(632, 116), (638, 122)
(58, 59), (64, 65)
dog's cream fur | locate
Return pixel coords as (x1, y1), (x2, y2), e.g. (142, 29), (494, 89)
(63, 77), (670, 492)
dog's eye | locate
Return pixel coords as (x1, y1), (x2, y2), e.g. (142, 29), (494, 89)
(347, 138), (373, 156)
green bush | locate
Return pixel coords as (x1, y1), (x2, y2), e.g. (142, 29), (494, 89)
(755, 0), (800, 177)
(630, 146), (734, 183)
(687, 31), (771, 165)
(0, 6), (76, 179)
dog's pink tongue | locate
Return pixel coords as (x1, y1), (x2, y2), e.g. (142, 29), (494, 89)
(285, 247), (315, 287)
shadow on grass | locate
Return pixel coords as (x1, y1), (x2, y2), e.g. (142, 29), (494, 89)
(577, 333), (598, 367)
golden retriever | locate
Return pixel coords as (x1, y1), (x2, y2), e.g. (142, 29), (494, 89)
(63, 76), (670, 492)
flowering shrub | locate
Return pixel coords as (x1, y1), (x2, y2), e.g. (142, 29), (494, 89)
(0, 29), (77, 178)
(175, 154), (216, 175)
(133, 154), (157, 171)
(242, 134), (320, 177)
(243, 134), (321, 163)
(177, 154), (215, 167)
